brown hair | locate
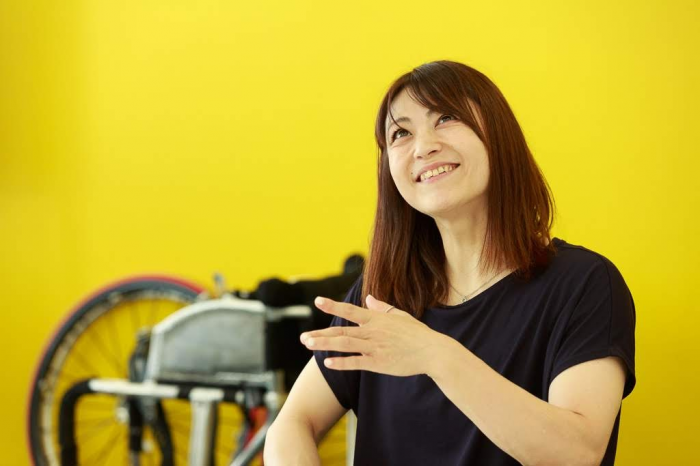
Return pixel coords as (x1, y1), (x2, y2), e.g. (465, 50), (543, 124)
(361, 60), (555, 318)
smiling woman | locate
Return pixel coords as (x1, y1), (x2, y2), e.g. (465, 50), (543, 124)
(370, 61), (556, 313)
(264, 61), (636, 466)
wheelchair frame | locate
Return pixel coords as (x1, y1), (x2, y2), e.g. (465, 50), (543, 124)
(28, 275), (355, 466)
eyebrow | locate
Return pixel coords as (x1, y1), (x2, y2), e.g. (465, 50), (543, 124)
(387, 109), (437, 131)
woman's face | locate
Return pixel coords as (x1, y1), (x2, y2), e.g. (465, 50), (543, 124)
(385, 89), (490, 220)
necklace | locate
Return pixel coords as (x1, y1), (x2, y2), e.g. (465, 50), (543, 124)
(449, 271), (504, 303)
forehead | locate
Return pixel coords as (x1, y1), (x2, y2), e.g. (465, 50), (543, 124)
(386, 89), (435, 129)
(386, 88), (485, 134)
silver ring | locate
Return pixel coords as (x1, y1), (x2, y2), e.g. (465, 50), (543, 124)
(384, 305), (395, 313)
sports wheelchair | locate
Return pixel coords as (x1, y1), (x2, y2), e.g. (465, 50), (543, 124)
(28, 256), (362, 465)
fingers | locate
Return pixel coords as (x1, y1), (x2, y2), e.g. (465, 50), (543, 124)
(300, 318), (372, 353)
(300, 331), (373, 355)
(322, 356), (368, 371)
(365, 294), (391, 313)
(314, 296), (371, 325)
(301, 325), (364, 342)
(300, 326), (346, 343)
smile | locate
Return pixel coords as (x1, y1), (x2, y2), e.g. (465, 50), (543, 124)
(417, 164), (459, 183)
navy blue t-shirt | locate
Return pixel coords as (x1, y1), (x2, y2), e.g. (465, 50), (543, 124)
(314, 238), (636, 465)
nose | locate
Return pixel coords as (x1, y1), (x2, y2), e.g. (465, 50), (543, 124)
(413, 129), (442, 159)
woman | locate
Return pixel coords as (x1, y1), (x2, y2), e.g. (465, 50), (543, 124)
(264, 60), (636, 465)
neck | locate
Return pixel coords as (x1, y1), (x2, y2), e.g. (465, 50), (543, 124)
(433, 203), (509, 302)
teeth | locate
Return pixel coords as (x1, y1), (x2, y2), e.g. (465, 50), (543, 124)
(420, 164), (455, 181)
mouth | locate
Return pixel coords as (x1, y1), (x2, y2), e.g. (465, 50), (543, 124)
(416, 164), (460, 183)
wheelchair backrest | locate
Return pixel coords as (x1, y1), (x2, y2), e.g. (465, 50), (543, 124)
(144, 297), (311, 386)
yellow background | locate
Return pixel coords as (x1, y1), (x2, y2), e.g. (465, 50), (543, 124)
(1, 0), (698, 464)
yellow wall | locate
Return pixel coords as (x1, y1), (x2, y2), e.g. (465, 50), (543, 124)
(1, 0), (698, 464)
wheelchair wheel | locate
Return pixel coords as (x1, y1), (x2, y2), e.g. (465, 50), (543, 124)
(29, 275), (350, 465)
(27, 275), (215, 465)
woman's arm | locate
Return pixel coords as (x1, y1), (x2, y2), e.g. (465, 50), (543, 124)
(428, 334), (626, 466)
(304, 295), (628, 466)
(264, 356), (348, 466)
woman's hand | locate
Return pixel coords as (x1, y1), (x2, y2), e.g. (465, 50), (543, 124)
(300, 294), (450, 377)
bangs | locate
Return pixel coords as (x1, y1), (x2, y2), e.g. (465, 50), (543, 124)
(381, 66), (486, 147)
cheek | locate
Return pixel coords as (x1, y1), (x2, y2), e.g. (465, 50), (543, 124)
(387, 157), (405, 186)
(475, 160), (491, 195)
(387, 160), (415, 202)
(480, 152), (491, 183)
(465, 142), (490, 181)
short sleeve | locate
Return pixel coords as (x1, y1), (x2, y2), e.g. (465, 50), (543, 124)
(550, 256), (637, 398)
(313, 276), (363, 412)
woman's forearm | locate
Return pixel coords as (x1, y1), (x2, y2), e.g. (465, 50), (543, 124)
(264, 417), (322, 466)
(427, 336), (600, 466)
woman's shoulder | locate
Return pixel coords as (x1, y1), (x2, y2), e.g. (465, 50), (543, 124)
(549, 237), (622, 274)
(540, 237), (629, 292)
(524, 239), (635, 340)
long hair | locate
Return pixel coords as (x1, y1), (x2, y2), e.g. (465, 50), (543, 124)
(361, 60), (555, 318)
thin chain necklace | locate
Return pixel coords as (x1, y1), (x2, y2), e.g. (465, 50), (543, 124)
(449, 271), (504, 303)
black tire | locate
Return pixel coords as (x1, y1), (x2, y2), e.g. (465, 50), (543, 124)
(27, 276), (205, 466)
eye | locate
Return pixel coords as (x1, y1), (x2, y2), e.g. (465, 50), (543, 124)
(390, 127), (409, 142)
(438, 114), (457, 124)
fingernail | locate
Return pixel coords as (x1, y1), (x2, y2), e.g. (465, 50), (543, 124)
(306, 338), (315, 347)
(315, 296), (326, 306)
(300, 333), (307, 343)
(325, 359), (333, 367)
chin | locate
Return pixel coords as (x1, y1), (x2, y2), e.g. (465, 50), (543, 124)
(412, 202), (458, 219)
(411, 195), (488, 221)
